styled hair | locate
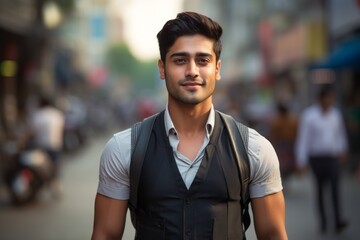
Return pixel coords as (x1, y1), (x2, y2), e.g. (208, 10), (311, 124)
(157, 12), (223, 63)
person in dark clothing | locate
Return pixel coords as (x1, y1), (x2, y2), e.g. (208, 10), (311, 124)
(92, 12), (287, 240)
(270, 102), (298, 183)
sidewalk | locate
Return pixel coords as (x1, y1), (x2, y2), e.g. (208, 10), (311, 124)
(282, 172), (360, 240)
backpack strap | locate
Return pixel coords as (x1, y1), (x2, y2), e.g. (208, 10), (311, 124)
(218, 111), (251, 235)
(129, 113), (159, 227)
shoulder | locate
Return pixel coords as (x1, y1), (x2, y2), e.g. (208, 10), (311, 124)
(330, 106), (342, 116)
(298, 105), (317, 124)
(44, 107), (65, 120)
(100, 128), (132, 170)
(104, 127), (132, 153)
(247, 128), (276, 162)
(303, 105), (319, 117)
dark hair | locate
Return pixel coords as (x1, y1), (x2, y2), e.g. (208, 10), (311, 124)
(277, 102), (288, 115)
(39, 95), (54, 108)
(157, 12), (223, 63)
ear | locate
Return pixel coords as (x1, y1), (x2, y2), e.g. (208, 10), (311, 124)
(215, 60), (221, 81)
(158, 59), (165, 80)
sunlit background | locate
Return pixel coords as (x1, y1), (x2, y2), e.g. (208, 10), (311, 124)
(0, 0), (360, 239)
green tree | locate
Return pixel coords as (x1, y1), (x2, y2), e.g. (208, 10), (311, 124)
(53, 0), (75, 14)
(106, 43), (158, 91)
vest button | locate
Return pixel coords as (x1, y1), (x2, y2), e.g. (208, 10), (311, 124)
(186, 230), (191, 236)
(185, 199), (190, 205)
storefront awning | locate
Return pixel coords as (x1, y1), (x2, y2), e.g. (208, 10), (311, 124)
(310, 35), (360, 69)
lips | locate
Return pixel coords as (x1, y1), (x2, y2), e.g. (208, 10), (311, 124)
(181, 81), (203, 87)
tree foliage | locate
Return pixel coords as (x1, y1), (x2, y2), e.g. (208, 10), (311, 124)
(106, 43), (158, 90)
(52, 0), (75, 14)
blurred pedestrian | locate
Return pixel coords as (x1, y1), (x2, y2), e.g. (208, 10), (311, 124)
(92, 12), (287, 240)
(269, 102), (298, 188)
(295, 84), (349, 234)
(29, 95), (65, 198)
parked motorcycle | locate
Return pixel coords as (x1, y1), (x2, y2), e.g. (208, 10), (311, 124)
(2, 141), (54, 205)
(9, 149), (54, 204)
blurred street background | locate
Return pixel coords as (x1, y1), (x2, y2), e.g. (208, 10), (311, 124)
(0, 0), (360, 239)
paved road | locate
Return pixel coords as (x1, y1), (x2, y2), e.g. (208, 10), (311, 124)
(0, 135), (359, 240)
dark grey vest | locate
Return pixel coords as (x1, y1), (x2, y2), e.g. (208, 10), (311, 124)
(134, 112), (244, 240)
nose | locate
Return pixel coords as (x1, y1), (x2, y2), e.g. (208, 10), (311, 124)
(185, 60), (199, 80)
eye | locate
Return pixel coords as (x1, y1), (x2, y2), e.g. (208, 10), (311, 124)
(197, 58), (210, 66)
(174, 58), (186, 65)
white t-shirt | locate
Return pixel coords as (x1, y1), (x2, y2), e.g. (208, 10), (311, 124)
(295, 104), (348, 167)
(97, 107), (283, 200)
(31, 106), (65, 151)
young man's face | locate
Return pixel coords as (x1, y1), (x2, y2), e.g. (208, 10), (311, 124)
(321, 91), (335, 111)
(158, 34), (221, 106)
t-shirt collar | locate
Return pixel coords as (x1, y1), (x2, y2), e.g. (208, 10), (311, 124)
(164, 105), (215, 138)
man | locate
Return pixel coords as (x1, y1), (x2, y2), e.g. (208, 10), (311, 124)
(295, 84), (348, 234)
(269, 102), (298, 186)
(30, 95), (65, 197)
(92, 12), (287, 240)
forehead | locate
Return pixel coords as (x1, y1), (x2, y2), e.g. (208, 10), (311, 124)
(167, 34), (215, 58)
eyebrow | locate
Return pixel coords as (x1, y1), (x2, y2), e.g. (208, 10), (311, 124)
(170, 52), (214, 58)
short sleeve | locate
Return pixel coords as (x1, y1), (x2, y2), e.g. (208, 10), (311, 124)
(248, 128), (283, 198)
(97, 128), (132, 200)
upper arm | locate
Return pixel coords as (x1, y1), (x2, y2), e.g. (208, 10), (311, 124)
(92, 193), (128, 240)
(248, 130), (283, 198)
(251, 191), (288, 240)
(92, 131), (132, 240)
(97, 131), (131, 200)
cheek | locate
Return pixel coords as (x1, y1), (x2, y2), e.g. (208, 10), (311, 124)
(202, 68), (218, 80)
(165, 66), (184, 81)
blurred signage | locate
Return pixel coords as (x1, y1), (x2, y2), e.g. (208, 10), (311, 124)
(269, 19), (328, 72)
(305, 20), (327, 61)
(88, 66), (108, 87)
(90, 13), (106, 40)
(257, 19), (273, 83)
(1, 60), (17, 77)
(0, 0), (36, 33)
(1, 42), (18, 78)
(270, 23), (307, 71)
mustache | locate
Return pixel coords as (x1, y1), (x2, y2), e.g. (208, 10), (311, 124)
(179, 77), (206, 85)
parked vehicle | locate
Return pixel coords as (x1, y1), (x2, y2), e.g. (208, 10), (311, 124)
(2, 141), (54, 205)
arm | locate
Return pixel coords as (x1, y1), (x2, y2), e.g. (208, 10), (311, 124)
(92, 130), (132, 239)
(91, 193), (128, 240)
(251, 191), (288, 240)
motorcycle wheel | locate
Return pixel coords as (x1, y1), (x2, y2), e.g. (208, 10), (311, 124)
(9, 167), (42, 205)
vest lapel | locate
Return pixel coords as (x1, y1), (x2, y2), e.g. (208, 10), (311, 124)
(189, 112), (223, 192)
(157, 113), (189, 192)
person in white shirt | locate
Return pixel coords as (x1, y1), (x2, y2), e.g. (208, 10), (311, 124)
(30, 96), (65, 196)
(295, 84), (349, 234)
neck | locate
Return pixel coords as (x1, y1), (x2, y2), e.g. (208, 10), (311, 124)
(320, 103), (331, 113)
(168, 100), (212, 134)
